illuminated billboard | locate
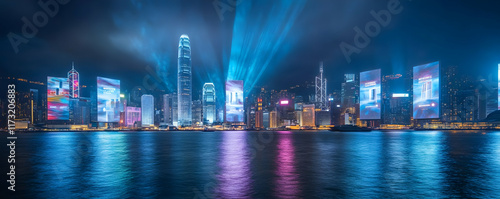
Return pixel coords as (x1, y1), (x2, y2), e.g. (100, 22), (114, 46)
(225, 80), (244, 122)
(360, 69), (381, 120)
(413, 61), (440, 119)
(97, 77), (121, 122)
(47, 76), (69, 120)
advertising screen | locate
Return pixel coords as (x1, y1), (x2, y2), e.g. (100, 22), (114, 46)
(97, 77), (121, 122)
(413, 61), (440, 119)
(225, 80), (244, 122)
(360, 69), (381, 119)
(47, 76), (69, 120)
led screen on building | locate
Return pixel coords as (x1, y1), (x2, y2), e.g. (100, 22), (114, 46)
(225, 80), (244, 122)
(413, 61), (440, 119)
(97, 77), (121, 122)
(360, 69), (381, 119)
(47, 76), (69, 120)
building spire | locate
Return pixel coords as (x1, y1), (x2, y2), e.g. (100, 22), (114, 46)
(72, 61), (74, 70)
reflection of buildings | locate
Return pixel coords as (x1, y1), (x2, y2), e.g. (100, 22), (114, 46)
(216, 133), (251, 198)
(274, 134), (300, 198)
(202, 83), (216, 125)
(141, 94), (154, 127)
(177, 34), (193, 126)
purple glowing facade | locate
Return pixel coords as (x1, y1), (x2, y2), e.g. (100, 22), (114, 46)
(47, 76), (70, 120)
(125, 106), (141, 127)
(225, 80), (244, 123)
(97, 77), (121, 122)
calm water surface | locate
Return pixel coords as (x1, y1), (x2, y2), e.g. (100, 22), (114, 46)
(3, 131), (500, 198)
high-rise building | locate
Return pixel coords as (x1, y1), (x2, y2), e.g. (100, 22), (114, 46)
(177, 34), (193, 126)
(192, 100), (203, 126)
(203, 83), (216, 125)
(69, 97), (91, 125)
(270, 110), (278, 128)
(315, 62), (327, 110)
(341, 74), (359, 124)
(141, 94), (154, 127)
(125, 107), (141, 127)
(442, 66), (478, 122)
(263, 111), (270, 129)
(68, 62), (79, 98)
(315, 110), (331, 126)
(382, 74), (411, 125)
(302, 104), (315, 127)
(162, 94), (171, 124)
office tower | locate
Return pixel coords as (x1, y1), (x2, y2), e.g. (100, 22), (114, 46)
(315, 62), (327, 110)
(301, 104), (315, 127)
(255, 97), (263, 129)
(29, 89), (39, 124)
(162, 94), (171, 124)
(203, 83), (216, 124)
(69, 97), (91, 125)
(295, 102), (304, 126)
(381, 74), (411, 125)
(442, 66), (477, 122)
(341, 74), (359, 124)
(225, 80), (244, 123)
(270, 110), (278, 128)
(125, 107), (141, 127)
(192, 100), (203, 126)
(141, 94), (154, 127)
(315, 111), (331, 126)
(263, 111), (270, 129)
(178, 34), (192, 126)
(68, 62), (79, 98)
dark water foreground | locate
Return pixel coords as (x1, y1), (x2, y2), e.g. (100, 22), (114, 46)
(3, 131), (500, 198)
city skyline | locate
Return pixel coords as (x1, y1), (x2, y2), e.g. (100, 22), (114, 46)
(1, 0), (500, 93)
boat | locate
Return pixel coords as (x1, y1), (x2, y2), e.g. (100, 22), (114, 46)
(329, 125), (372, 132)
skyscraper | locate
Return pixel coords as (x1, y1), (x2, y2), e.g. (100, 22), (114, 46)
(203, 83), (216, 125)
(177, 34), (192, 126)
(341, 73), (359, 124)
(68, 62), (79, 98)
(315, 62), (327, 110)
(141, 94), (154, 127)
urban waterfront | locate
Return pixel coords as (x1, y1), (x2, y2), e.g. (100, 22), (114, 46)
(4, 130), (500, 198)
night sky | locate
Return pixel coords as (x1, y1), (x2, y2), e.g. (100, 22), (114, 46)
(1, 0), (500, 96)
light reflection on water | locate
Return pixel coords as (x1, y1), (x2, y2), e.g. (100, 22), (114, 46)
(4, 131), (500, 198)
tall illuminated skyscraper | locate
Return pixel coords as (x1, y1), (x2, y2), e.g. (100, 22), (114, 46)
(177, 34), (192, 126)
(315, 62), (327, 110)
(68, 62), (79, 98)
(203, 83), (216, 124)
(141, 94), (154, 127)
